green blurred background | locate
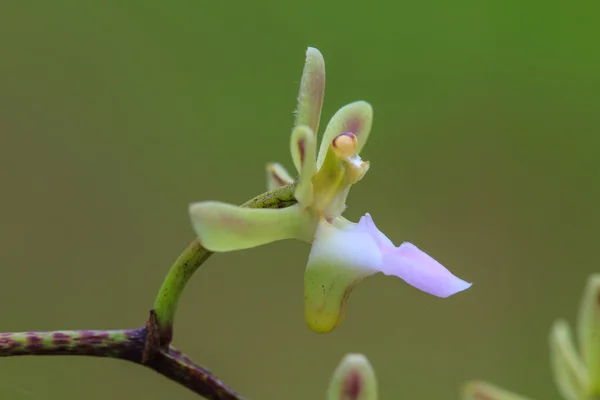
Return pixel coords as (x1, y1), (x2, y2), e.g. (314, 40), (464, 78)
(1, 1), (599, 399)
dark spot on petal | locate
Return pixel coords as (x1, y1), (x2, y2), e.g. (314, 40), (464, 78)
(298, 138), (306, 164)
(345, 117), (363, 137)
(342, 369), (362, 400)
(271, 171), (287, 186)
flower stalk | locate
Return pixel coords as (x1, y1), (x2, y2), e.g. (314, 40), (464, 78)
(0, 327), (244, 400)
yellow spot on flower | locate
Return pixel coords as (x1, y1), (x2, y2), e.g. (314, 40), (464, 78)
(333, 133), (358, 158)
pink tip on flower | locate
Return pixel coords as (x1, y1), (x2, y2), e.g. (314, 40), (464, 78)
(379, 242), (472, 298)
(359, 214), (472, 298)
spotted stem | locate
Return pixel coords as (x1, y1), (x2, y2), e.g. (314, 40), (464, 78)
(0, 327), (243, 400)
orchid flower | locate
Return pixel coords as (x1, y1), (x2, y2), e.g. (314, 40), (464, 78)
(189, 47), (471, 333)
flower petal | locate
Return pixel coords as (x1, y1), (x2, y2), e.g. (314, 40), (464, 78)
(359, 213), (470, 297)
(266, 162), (294, 191)
(463, 381), (536, 400)
(290, 125), (317, 206)
(379, 242), (472, 298)
(189, 202), (311, 252)
(317, 101), (373, 169)
(304, 219), (381, 333)
(294, 47), (325, 136)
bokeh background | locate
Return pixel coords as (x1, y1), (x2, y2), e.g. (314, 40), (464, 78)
(2, 1), (599, 399)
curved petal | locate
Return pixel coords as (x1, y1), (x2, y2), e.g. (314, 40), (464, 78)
(294, 47), (326, 136)
(266, 162), (294, 190)
(463, 381), (536, 400)
(189, 202), (311, 252)
(358, 214), (470, 298)
(379, 242), (472, 298)
(304, 219), (381, 333)
(290, 126), (317, 206)
(317, 101), (373, 169)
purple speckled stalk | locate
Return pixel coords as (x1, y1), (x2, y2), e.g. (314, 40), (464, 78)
(0, 327), (244, 400)
(0, 329), (143, 358)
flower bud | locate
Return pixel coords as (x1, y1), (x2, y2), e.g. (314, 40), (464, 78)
(549, 320), (588, 400)
(577, 274), (600, 395)
(327, 354), (377, 400)
(266, 162), (293, 190)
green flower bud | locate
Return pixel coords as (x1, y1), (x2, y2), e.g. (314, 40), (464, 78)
(549, 320), (588, 400)
(577, 274), (600, 395)
(327, 354), (377, 400)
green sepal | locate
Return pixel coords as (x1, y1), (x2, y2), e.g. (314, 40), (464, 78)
(294, 47), (326, 137)
(189, 202), (310, 252)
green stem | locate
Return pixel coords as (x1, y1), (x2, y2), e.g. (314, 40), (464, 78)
(152, 183), (298, 344)
(0, 327), (244, 400)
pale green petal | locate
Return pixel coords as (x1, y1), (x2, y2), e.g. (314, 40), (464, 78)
(327, 354), (378, 400)
(290, 125), (317, 206)
(462, 381), (536, 400)
(266, 162), (294, 191)
(317, 101), (373, 169)
(294, 47), (325, 136)
(577, 274), (600, 395)
(189, 202), (310, 252)
(549, 320), (589, 400)
(304, 219), (380, 333)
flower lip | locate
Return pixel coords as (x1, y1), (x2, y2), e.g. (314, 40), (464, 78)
(332, 132), (358, 158)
